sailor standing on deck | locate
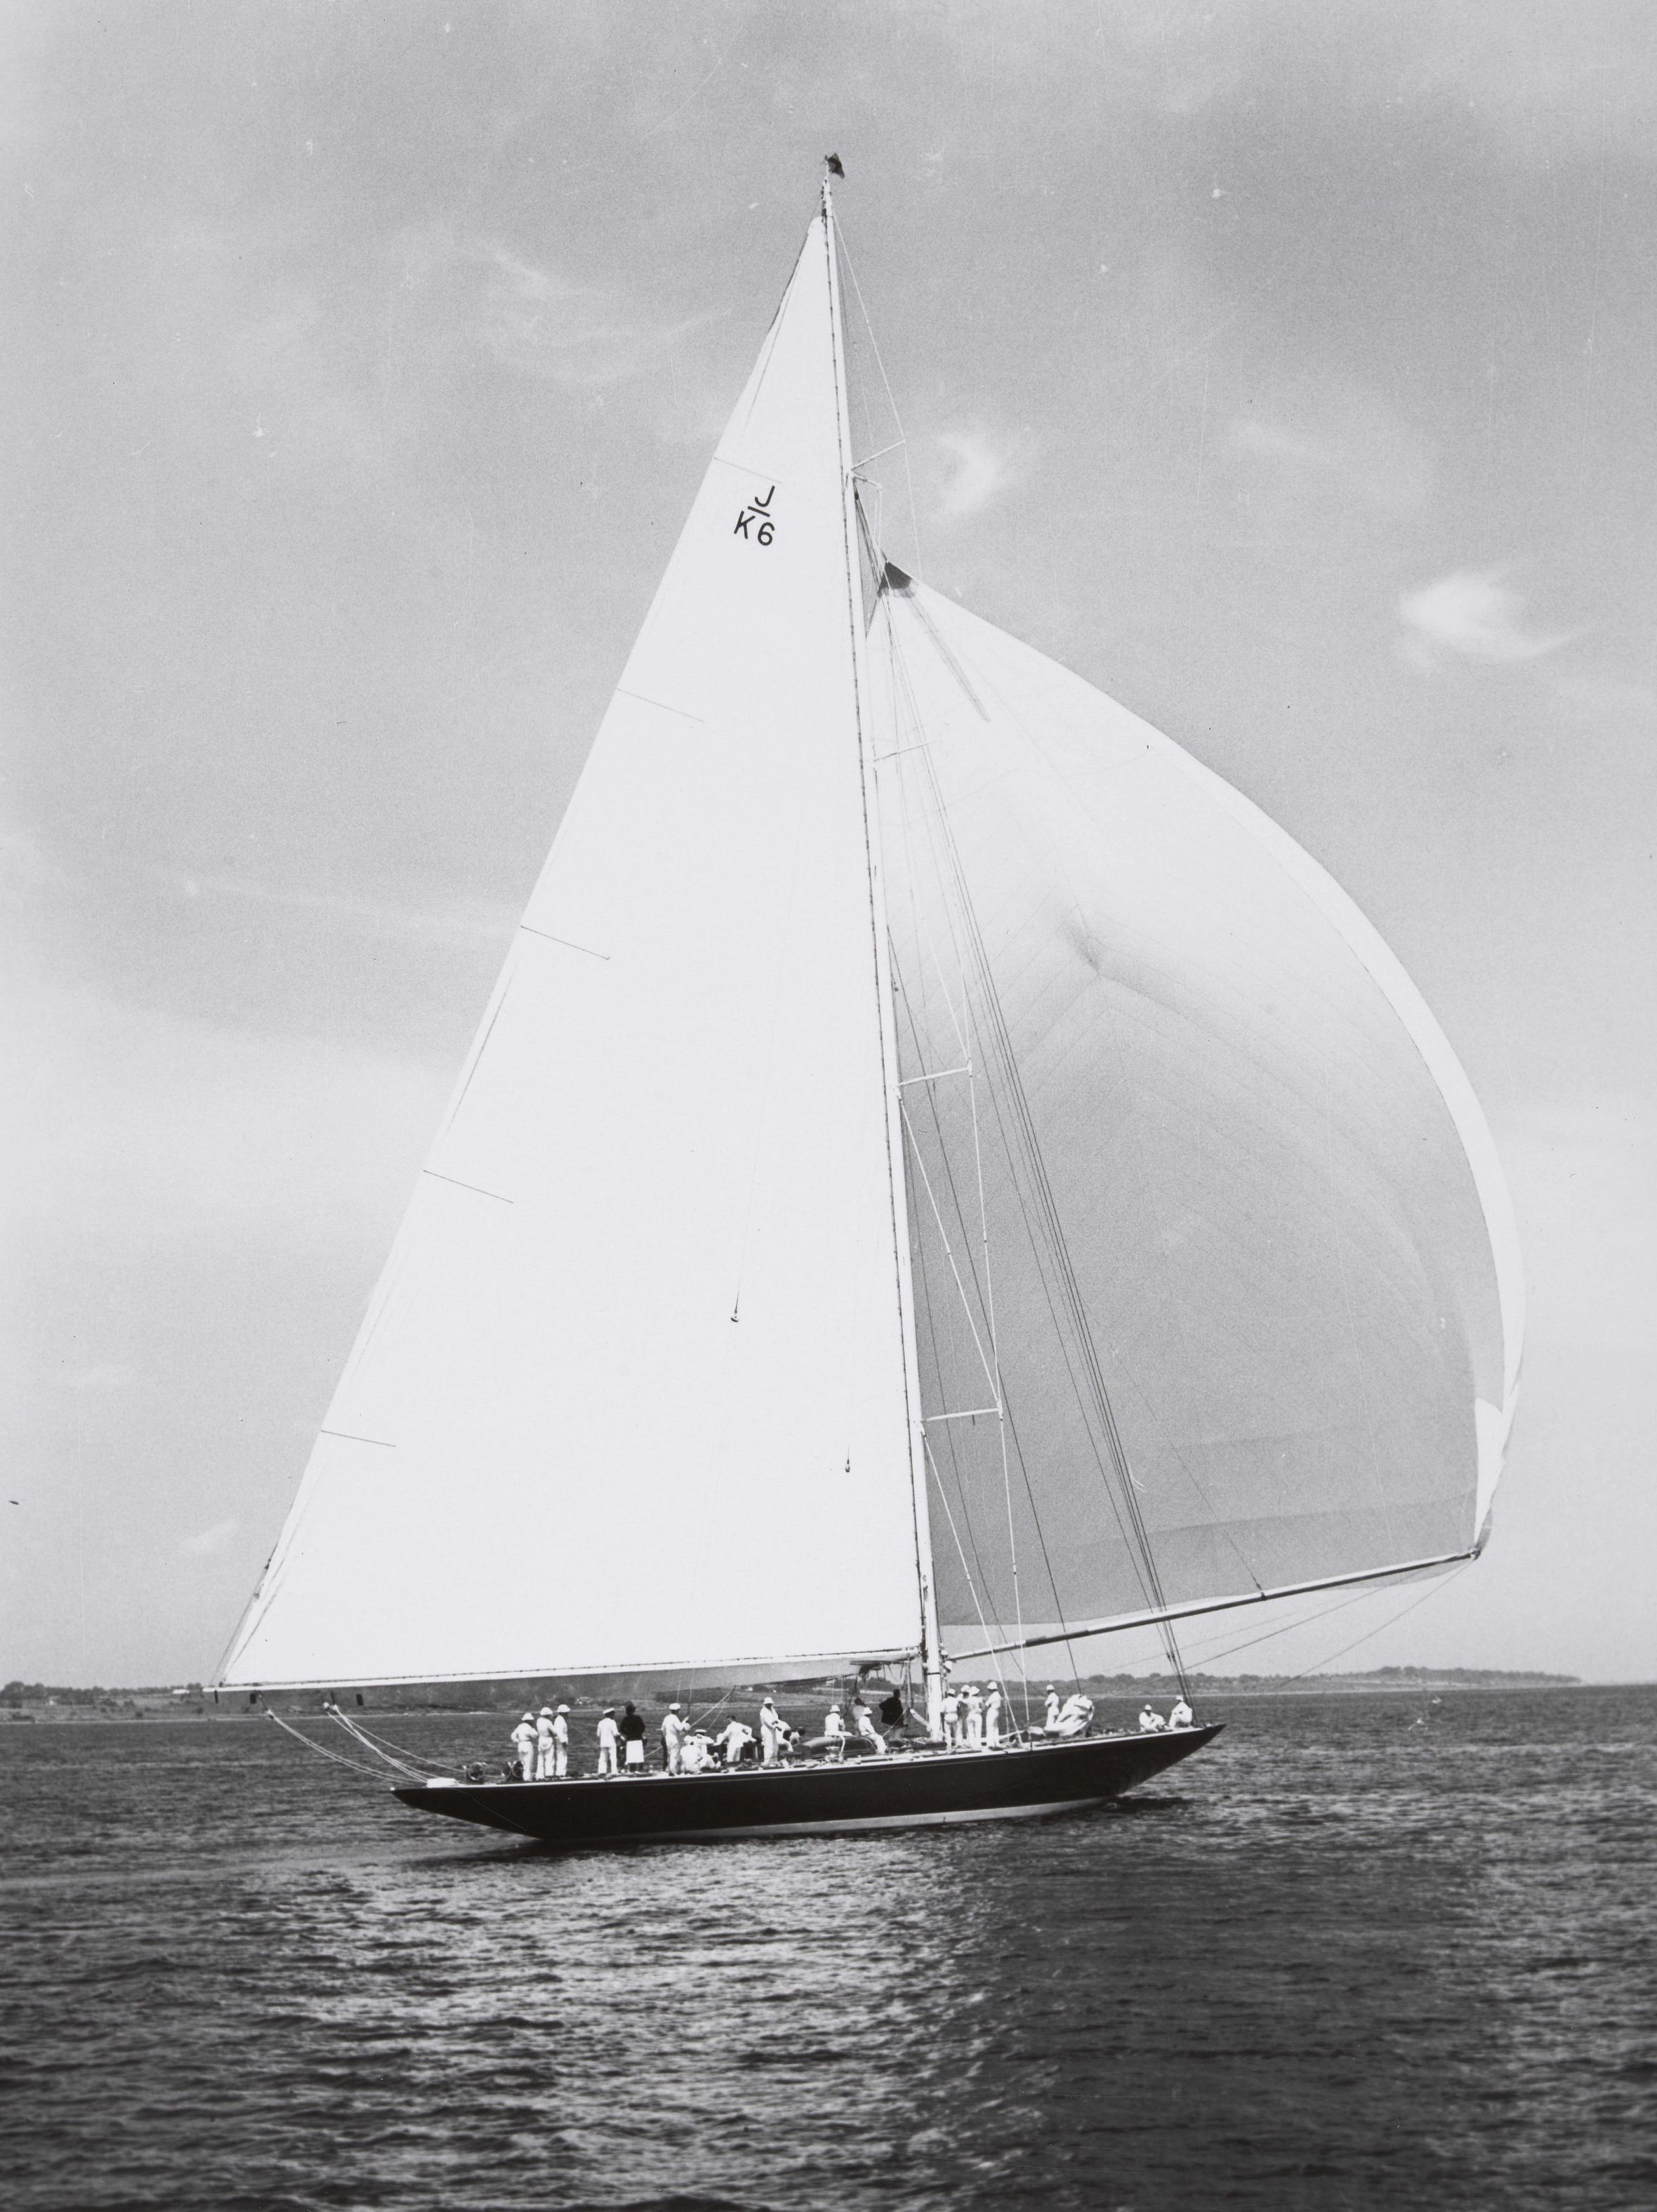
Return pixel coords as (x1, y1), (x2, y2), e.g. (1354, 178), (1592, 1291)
(758, 1695), (786, 1765)
(963, 1683), (984, 1747)
(1044, 1685), (1062, 1731)
(984, 1683), (1004, 1747)
(619, 1700), (648, 1770)
(661, 1702), (689, 1774)
(511, 1711), (538, 1780)
(941, 1684), (961, 1747)
(534, 1706), (557, 1779)
(595, 1706), (621, 1775)
(551, 1704), (571, 1777)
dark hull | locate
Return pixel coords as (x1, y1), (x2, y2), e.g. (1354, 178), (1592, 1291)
(392, 1725), (1222, 1845)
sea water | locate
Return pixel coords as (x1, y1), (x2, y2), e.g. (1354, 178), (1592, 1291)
(2, 1685), (1652, 2211)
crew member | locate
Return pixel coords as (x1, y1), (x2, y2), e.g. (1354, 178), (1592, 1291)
(661, 1701), (689, 1775)
(1138, 1702), (1167, 1732)
(941, 1685), (961, 1748)
(758, 1695), (786, 1765)
(963, 1683), (984, 1748)
(551, 1704), (571, 1777)
(1168, 1694), (1194, 1730)
(595, 1706), (621, 1775)
(1043, 1685), (1062, 1732)
(534, 1706), (557, 1779)
(720, 1716), (754, 1767)
(852, 1697), (888, 1754)
(620, 1700), (648, 1770)
(824, 1704), (847, 1743)
(984, 1683), (1004, 1747)
(510, 1711), (537, 1780)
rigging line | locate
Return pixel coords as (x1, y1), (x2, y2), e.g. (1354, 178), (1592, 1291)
(832, 213), (923, 584)
(825, 195), (935, 1682)
(885, 631), (1133, 1667)
(912, 1226), (1008, 1668)
(923, 1437), (1010, 1705)
(325, 1706), (440, 1781)
(265, 1708), (392, 1781)
(324, 1706), (454, 1779)
(888, 603), (1260, 1600)
(911, 738), (1188, 1691)
(1279, 1565), (1472, 1686)
(969, 1053), (1026, 1708)
(1177, 1578), (1399, 1669)
(880, 611), (1092, 1692)
(901, 1100), (1001, 1400)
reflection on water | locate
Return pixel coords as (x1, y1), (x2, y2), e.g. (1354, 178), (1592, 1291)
(2, 1689), (1653, 2211)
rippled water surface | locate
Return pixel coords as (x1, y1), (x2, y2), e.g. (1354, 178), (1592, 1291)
(3, 1687), (1653, 2211)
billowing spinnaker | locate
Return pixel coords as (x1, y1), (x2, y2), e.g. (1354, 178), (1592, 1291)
(871, 572), (1521, 1638)
(222, 218), (923, 1687)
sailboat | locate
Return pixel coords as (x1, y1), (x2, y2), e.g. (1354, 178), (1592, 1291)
(217, 173), (1522, 1845)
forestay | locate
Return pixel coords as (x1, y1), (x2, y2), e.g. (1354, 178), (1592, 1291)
(869, 570), (1524, 1646)
(222, 217), (925, 1688)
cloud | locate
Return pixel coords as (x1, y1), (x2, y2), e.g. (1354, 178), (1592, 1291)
(181, 1518), (239, 1557)
(175, 871), (516, 951)
(1399, 570), (1582, 671)
(476, 244), (713, 389)
(935, 429), (1020, 521)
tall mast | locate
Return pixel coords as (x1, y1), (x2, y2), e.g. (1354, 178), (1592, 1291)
(820, 165), (945, 1734)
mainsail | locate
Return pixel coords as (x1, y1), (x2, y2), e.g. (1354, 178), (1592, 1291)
(870, 567), (1523, 1654)
(221, 212), (928, 1689)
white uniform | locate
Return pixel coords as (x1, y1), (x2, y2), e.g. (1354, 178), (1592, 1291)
(963, 1687), (984, 1748)
(824, 1708), (846, 1741)
(662, 1709), (688, 1775)
(720, 1720), (753, 1767)
(1169, 1697), (1194, 1730)
(853, 1704), (887, 1755)
(941, 1693), (961, 1747)
(551, 1713), (569, 1777)
(534, 1714), (557, 1779)
(984, 1688), (1003, 1746)
(1044, 1690), (1062, 1731)
(510, 1720), (537, 1780)
(759, 1701), (786, 1764)
(1138, 1705), (1166, 1732)
(595, 1715), (621, 1773)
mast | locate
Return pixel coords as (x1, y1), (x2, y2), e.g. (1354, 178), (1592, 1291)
(821, 165), (944, 1734)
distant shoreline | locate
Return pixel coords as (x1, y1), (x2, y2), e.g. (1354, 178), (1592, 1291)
(1, 1666), (1618, 1725)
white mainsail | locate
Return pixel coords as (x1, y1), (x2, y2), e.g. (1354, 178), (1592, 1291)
(870, 567), (1523, 1652)
(220, 213), (928, 1689)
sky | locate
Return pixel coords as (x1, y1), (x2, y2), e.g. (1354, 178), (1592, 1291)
(3, 0), (1654, 1687)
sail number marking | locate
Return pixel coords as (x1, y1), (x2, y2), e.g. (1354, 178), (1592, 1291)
(733, 485), (777, 546)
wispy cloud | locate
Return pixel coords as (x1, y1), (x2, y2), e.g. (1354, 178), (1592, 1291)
(935, 428), (1021, 521)
(181, 1518), (239, 1558)
(477, 244), (714, 389)
(1399, 570), (1582, 671)
(176, 871), (516, 950)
